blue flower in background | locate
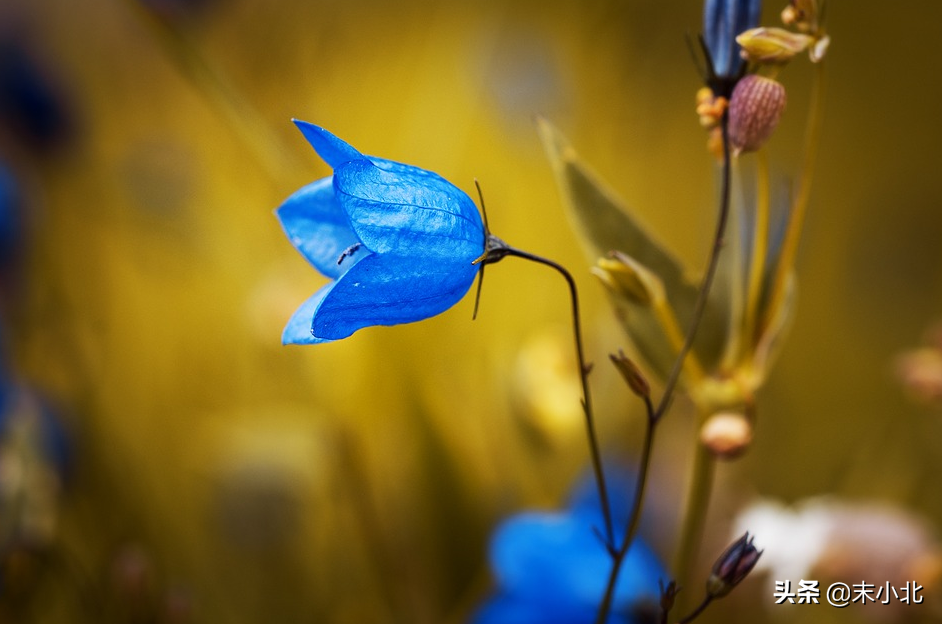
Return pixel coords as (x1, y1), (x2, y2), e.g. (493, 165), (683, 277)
(277, 121), (485, 344)
(703, 0), (763, 89)
(472, 469), (667, 624)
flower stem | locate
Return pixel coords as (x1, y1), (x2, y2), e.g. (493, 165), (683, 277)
(671, 435), (716, 596)
(678, 594), (714, 624)
(652, 109), (732, 423)
(499, 246), (615, 550)
(593, 394), (656, 624)
(760, 60), (826, 337)
(593, 109), (733, 624)
(667, 109), (733, 607)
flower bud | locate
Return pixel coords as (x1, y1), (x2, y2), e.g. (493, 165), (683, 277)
(592, 251), (664, 307)
(707, 532), (762, 598)
(736, 27), (814, 65)
(610, 350), (650, 399)
(700, 411), (753, 459)
(728, 75), (787, 155)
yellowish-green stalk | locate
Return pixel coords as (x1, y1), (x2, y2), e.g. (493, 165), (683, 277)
(742, 148), (771, 360)
(671, 434), (717, 608)
(762, 60), (826, 335)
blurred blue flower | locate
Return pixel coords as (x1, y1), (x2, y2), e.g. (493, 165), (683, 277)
(0, 38), (76, 155)
(0, 164), (20, 267)
(703, 0), (763, 88)
(472, 469), (667, 624)
(277, 121), (485, 344)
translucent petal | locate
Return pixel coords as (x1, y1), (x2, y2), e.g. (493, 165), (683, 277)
(490, 511), (665, 611)
(703, 0), (762, 78)
(276, 177), (364, 279)
(282, 286), (335, 345)
(293, 120), (364, 168)
(333, 159), (484, 261)
(311, 252), (478, 340)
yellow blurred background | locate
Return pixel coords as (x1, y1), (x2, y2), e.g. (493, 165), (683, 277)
(1, 0), (941, 623)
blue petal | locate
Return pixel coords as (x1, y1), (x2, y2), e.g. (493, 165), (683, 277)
(293, 120), (365, 168)
(310, 252), (478, 340)
(703, 0), (763, 79)
(470, 593), (622, 624)
(489, 512), (665, 612)
(282, 286), (335, 345)
(276, 177), (364, 279)
(333, 158), (484, 261)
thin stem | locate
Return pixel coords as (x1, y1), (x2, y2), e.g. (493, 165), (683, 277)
(593, 395), (656, 624)
(761, 60), (826, 336)
(594, 110), (733, 624)
(653, 110), (733, 422)
(500, 246), (615, 549)
(678, 595), (714, 624)
(743, 148), (770, 352)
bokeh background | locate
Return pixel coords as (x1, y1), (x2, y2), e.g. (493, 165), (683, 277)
(1, 0), (941, 623)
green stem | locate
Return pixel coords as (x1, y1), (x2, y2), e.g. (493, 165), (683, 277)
(761, 60), (826, 336)
(672, 437), (717, 603)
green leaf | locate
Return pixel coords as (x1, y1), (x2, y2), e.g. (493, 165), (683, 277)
(537, 117), (728, 379)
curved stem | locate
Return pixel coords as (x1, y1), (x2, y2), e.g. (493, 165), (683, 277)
(653, 110), (733, 422)
(678, 594), (714, 624)
(500, 247), (615, 549)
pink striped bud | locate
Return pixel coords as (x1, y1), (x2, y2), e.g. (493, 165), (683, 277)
(728, 75), (787, 155)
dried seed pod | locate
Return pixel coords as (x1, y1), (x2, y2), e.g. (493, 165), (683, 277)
(728, 75), (787, 155)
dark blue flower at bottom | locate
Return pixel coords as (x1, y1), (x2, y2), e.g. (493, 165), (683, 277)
(472, 471), (667, 624)
(276, 121), (485, 344)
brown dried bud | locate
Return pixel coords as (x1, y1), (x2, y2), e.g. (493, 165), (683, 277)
(700, 411), (753, 459)
(707, 532), (762, 598)
(728, 75), (787, 155)
(610, 350), (650, 399)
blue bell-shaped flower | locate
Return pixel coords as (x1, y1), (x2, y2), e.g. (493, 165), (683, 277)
(277, 121), (485, 344)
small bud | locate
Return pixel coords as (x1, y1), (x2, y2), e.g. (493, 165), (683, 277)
(737, 27), (814, 65)
(659, 579), (680, 613)
(700, 411), (753, 459)
(728, 75), (787, 155)
(781, 0), (819, 33)
(610, 350), (650, 399)
(592, 251), (664, 306)
(707, 532), (762, 598)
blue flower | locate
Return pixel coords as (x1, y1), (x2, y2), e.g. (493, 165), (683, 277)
(277, 121), (486, 344)
(703, 0), (763, 87)
(472, 469), (667, 624)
